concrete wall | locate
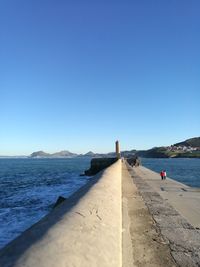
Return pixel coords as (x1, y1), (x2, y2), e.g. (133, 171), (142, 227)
(85, 157), (118, 176)
(0, 160), (122, 267)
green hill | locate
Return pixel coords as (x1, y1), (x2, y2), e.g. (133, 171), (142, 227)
(136, 147), (200, 158)
(136, 137), (200, 158)
(136, 147), (170, 158)
(174, 137), (200, 148)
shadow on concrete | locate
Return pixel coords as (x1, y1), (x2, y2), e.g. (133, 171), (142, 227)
(0, 169), (105, 267)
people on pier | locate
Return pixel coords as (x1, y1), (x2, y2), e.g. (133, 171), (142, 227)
(134, 157), (140, 167)
(160, 170), (167, 180)
(127, 156), (140, 167)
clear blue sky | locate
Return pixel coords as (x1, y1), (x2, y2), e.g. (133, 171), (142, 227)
(1, 0), (200, 155)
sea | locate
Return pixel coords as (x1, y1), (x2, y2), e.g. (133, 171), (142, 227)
(0, 157), (199, 249)
(0, 157), (91, 249)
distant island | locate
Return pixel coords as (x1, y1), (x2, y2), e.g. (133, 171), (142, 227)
(30, 150), (78, 158)
(30, 150), (122, 158)
(29, 137), (200, 159)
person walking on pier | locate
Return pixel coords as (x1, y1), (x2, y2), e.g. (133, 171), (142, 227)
(160, 170), (167, 180)
(160, 170), (164, 180)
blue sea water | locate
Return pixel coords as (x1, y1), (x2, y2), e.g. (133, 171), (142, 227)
(0, 157), (199, 249)
(0, 158), (91, 249)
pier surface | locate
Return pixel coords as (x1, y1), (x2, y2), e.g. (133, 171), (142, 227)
(132, 165), (200, 228)
(124, 162), (200, 267)
(122, 163), (176, 267)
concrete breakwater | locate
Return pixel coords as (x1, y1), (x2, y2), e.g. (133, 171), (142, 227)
(125, 163), (200, 267)
(0, 160), (122, 267)
(0, 158), (200, 267)
(84, 157), (118, 176)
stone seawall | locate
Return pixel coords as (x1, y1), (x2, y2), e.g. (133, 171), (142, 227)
(0, 160), (122, 267)
(84, 157), (118, 176)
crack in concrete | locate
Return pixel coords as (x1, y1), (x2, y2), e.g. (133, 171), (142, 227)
(75, 212), (85, 218)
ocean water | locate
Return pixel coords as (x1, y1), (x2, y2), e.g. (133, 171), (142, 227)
(0, 157), (200, 250)
(141, 158), (200, 188)
(0, 158), (91, 249)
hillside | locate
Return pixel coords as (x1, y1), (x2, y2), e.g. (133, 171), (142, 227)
(136, 137), (200, 158)
(174, 137), (200, 148)
(136, 147), (200, 158)
(136, 147), (169, 158)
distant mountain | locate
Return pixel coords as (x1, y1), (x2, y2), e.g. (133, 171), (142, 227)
(121, 149), (137, 157)
(30, 151), (51, 158)
(30, 150), (77, 158)
(84, 151), (96, 157)
(52, 150), (78, 157)
(30, 149), (137, 158)
(174, 137), (200, 148)
(79, 151), (105, 158)
(83, 151), (103, 157)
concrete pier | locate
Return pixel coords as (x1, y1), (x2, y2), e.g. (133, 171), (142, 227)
(0, 159), (200, 266)
(125, 163), (200, 267)
(122, 163), (176, 267)
(0, 160), (122, 267)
